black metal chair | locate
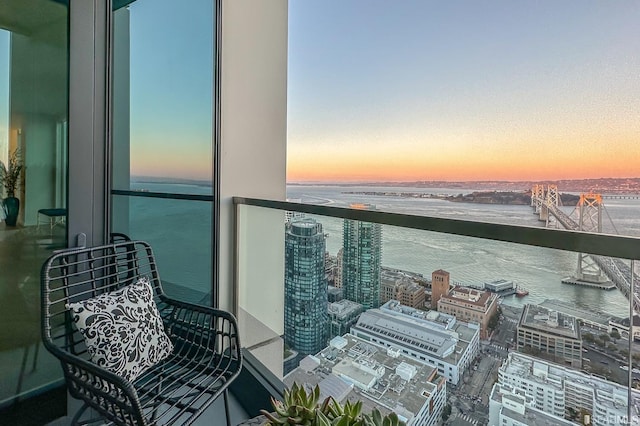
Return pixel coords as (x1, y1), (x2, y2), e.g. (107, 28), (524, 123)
(41, 240), (242, 425)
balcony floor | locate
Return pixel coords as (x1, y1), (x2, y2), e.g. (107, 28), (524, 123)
(45, 389), (251, 425)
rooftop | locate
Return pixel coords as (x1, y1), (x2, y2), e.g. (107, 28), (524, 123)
(284, 334), (445, 424)
(490, 382), (574, 425)
(440, 286), (496, 309)
(540, 299), (618, 327)
(518, 304), (580, 339)
(381, 268), (427, 283)
(328, 299), (364, 318)
(500, 352), (640, 416)
(353, 304), (478, 363)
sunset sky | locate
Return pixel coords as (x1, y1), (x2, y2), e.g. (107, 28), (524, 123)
(3, 2), (635, 184)
(287, 1), (640, 183)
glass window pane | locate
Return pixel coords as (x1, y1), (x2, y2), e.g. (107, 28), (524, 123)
(112, 194), (212, 304)
(0, 0), (68, 413)
(113, 0), (213, 191)
(111, 0), (215, 305)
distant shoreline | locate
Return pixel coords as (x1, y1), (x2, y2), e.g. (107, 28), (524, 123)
(341, 190), (581, 206)
(287, 178), (640, 194)
(129, 177), (640, 194)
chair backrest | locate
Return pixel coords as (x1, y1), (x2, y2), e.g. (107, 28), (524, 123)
(41, 240), (166, 359)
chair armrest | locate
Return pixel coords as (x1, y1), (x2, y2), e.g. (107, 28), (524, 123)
(158, 297), (242, 366)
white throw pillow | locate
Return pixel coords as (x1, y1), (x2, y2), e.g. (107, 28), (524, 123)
(66, 277), (174, 382)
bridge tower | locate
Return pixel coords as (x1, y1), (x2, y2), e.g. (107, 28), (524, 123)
(573, 193), (608, 284)
(533, 184), (545, 215)
(543, 185), (559, 227)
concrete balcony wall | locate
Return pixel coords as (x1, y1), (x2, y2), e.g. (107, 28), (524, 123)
(218, 0), (288, 313)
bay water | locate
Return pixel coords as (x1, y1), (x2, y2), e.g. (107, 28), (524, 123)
(287, 184), (640, 319)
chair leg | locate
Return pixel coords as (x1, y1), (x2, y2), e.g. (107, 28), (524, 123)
(16, 345), (30, 397)
(224, 389), (231, 426)
(32, 341), (40, 371)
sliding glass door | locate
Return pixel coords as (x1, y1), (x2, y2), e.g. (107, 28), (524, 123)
(0, 0), (69, 415)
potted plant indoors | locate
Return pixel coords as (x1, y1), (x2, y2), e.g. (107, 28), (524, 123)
(0, 148), (23, 226)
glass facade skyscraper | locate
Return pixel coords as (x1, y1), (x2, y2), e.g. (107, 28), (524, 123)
(342, 204), (382, 310)
(284, 218), (328, 355)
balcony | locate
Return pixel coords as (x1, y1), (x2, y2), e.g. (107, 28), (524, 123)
(233, 196), (640, 425)
(3, 195), (639, 425)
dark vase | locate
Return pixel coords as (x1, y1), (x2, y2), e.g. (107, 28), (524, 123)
(3, 196), (19, 226)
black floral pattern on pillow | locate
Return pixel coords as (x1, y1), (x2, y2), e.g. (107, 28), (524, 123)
(66, 277), (174, 382)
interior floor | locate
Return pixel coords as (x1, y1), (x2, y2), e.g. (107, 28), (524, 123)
(0, 220), (67, 408)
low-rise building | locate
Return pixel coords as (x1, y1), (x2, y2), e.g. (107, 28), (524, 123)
(350, 300), (479, 385)
(284, 334), (447, 426)
(430, 269), (451, 309)
(381, 268), (426, 309)
(437, 286), (498, 339)
(327, 285), (344, 303)
(484, 279), (515, 293)
(608, 315), (640, 341)
(517, 304), (582, 368)
(496, 352), (640, 425)
(328, 299), (363, 340)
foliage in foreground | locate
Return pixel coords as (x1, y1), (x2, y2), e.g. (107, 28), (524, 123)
(261, 383), (406, 426)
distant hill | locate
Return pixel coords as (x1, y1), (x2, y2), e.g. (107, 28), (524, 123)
(446, 191), (580, 206)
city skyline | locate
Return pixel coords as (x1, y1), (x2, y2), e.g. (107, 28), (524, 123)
(287, 1), (640, 183)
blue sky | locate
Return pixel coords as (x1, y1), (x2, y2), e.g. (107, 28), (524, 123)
(126, 0), (213, 180)
(287, 1), (640, 181)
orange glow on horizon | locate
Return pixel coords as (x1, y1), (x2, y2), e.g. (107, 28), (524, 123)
(287, 135), (640, 183)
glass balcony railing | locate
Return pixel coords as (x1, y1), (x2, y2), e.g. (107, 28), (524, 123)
(234, 196), (640, 426)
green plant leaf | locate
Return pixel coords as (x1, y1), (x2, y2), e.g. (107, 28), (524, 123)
(315, 410), (332, 426)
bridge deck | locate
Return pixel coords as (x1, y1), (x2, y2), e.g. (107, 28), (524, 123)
(532, 195), (640, 312)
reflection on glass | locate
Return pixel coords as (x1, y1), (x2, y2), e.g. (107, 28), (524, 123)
(112, 194), (212, 304)
(112, 0), (214, 192)
(0, 0), (68, 411)
(111, 0), (215, 306)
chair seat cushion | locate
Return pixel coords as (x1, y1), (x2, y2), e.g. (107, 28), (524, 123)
(66, 277), (174, 382)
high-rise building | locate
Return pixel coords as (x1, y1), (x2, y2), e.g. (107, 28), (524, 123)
(430, 269), (450, 309)
(284, 218), (328, 355)
(324, 251), (336, 285)
(334, 248), (343, 288)
(342, 204), (382, 309)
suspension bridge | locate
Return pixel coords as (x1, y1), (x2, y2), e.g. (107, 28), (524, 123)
(530, 184), (640, 313)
